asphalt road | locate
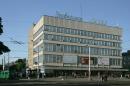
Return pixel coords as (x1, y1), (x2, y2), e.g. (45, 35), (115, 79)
(0, 80), (130, 86)
(0, 78), (130, 86)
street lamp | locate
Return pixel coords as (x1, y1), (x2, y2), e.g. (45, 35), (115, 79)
(82, 44), (91, 81)
(88, 45), (91, 81)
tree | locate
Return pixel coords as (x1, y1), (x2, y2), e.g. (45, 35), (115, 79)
(9, 58), (26, 72)
(0, 17), (10, 55)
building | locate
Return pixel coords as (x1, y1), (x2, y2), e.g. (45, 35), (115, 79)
(122, 50), (130, 70)
(28, 13), (125, 77)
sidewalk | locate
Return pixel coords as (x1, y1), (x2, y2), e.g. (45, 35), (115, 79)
(21, 76), (130, 82)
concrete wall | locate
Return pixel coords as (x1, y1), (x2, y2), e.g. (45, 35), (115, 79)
(44, 16), (122, 36)
(28, 26), (34, 69)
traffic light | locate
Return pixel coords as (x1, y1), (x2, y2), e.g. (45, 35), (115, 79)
(0, 17), (3, 35)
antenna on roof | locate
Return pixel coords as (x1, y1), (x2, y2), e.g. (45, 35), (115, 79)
(80, 1), (83, 20)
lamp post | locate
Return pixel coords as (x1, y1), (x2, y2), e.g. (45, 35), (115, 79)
(82, 44), (91, 80)
(88, 45), (91, 81)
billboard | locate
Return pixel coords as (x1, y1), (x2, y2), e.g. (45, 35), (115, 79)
(98, 57), (109, 66)
(80, 57), (89, 64)
(80, 57), (96, 64)
(63, 55), (77, 64)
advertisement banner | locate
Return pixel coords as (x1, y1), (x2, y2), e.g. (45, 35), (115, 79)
(80, 57), (89, 64)
(98, 57), (109, 66)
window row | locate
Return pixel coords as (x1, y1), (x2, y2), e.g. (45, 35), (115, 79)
(44, 25), (121, 41)
(44, 33), (121, 48)
(44, 54), (62, 63)
(109, 58), (122, 66)
(44, 43), (121, 56)
(33, 54), (122, 66)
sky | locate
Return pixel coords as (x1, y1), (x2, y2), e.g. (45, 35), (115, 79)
(0, 0), (130, 64)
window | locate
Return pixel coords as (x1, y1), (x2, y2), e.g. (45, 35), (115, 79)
(75, 29), (78, 35)
(48, 34), (53, 40)
(80, 30), (85, 36)
(63, 36), (67, 42)
(53, 44), (56, 52)
(71, 29), (75, 35)
(66, 28), (71, 34)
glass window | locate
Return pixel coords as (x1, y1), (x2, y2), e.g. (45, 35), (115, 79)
(80, 30), (84, 36)
(64, 45), (67, 53)
(71, 29), (75, 35)
(59, 27), (62, 33)
(51, 26), (56, 32)
(63, 36), (67, 42)
(90, 47), (94, 55)
(53, 44), (56, 52)
(79, 30), (82, 36)
(44, 25), (49, 31)
(53, 55), (56, 62)
(77, 29), (80, 35)
(60, 27), (64, 33)
(93, 32), (96, 38)
(85, 47), (88, 54)
(75, 29), (78, 35)
(80, 38), (84, 44)
(49, 55), (53, 63)
(85, 31), (88, 36)
(71, 45), (74, 53)
(57, 55), (62, 63)
(66, 28), (70, 34)
(80, 46), (83, 54)
(112, 59), (115, 65)
(110, 58), (112, 65)
(70, 37), (74, 43)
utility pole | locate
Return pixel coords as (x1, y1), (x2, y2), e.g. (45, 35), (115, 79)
(82, 44), (91, 81)
(88, 45), (91, 81)
(0, 17), (3, 34)
(8, 53), (10, 70)
(3, 53), (5, 71)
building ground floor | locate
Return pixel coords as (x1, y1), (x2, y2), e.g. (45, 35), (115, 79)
(27, 66), (128, 79)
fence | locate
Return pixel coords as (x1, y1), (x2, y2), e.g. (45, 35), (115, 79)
(0, 70), (9, 79)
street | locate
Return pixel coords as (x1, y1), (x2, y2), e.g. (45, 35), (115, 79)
(0, 77), (130, 86)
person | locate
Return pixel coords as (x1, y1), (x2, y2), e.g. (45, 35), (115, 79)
(42, 73), (46, 78)
(102, 74), (107, 82)
(27, 73), (30, 79)
(101, 75), (104, 81)
(104, 75), (108, 81)
(65, 73), (67, 79)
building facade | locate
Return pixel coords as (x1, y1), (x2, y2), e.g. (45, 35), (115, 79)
(122, 50), (130, 70)
(28, 13), (123, 77)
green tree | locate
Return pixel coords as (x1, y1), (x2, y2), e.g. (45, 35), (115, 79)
(10, 59), (26, 72)
(0, 17), (10, 55)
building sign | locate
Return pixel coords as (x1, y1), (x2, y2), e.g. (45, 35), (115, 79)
(56, 11), (82, 22)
